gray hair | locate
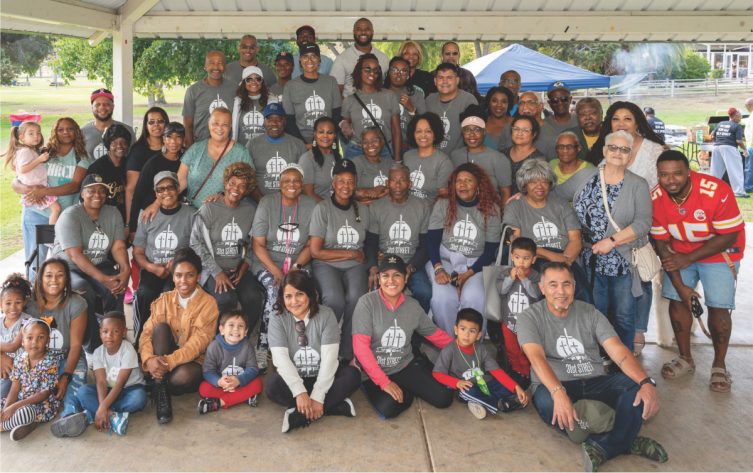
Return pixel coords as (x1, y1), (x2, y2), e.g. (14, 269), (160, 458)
(605, 130), (634, 148)
(556, 131), (580, 144)
(575, 97), (603, 115)
(388, 163), (410, 177)
(516, 158), (557, 194)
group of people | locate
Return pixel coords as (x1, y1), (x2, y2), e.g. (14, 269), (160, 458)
(1, 17), (749, 472)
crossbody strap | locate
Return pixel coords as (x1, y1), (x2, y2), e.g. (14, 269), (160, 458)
(598, 166), (622, 233)
(353, 92), (394, 157)
(192, 139), (232, 201)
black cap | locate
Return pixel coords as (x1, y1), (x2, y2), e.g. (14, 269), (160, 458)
(275, 51), (294, 64)
(643, 106), (655, 115)
(378, 254), (407, 274)
(296, 25), (316, 37)
(299, 43), (320, 57)
(332, 158), (356, 176)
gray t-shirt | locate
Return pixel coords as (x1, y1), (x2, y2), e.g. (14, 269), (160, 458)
(342, 90), (400, 146)
(268, 306), (340, 379)
(425, 90), (479, 153)
(225, 61), (277, 88)
(282, 75), (342, 144)
(502, 195), (581, 252)
(234, 99), (266, 148)
(392, 87), (426, 142)
(496, 266), (542, 333)
(191, 199), (256, 276)
(92, 340), (144, 388)
(299, 150), (335, 200)
(203, 336), (259, 378)
(433, 341), (500, 382)
(250, 193), (317, 275)
(52, 204), (125, 270)
(269, 82), (286, 103)
(351, 155), (392, 189)
(81, 121), (134, 161)
(331, 45), (390, 97)
(247, 134), (306, 195)
(450, 147), (513, 191)
(26, 294), (87, 361)
(181, 79), (238, 142)
(368, 196), (430, 260)
(133, 205), (194, 265)
(537, 115), (578, 161)
(429, 199), (502, 258)
(516, 300), (617, 389)
(352, 291), (438, 376)
(402, 149), (453, 202)
(309, 197), (370, 269)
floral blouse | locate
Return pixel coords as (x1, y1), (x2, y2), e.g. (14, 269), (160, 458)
(575, 174), (630, 277)
(7, 349), (61, 422)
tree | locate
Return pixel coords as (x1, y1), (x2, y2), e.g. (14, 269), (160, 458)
(677, 49), (710, 79)
(0, 33), (53, 85)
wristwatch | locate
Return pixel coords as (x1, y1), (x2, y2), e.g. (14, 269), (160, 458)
(639, 377), (656, 387)
(58, 372), (73, 382)
(292, 263), (302, 270)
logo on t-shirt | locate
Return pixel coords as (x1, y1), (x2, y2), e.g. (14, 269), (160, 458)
(336, 219), (360, 247)
(532, 216), (563, 249)
(440, 112), (451, 149)
(209, 94), (228, 114)
(218, 217), (243, 257)
(410, 165), (425, 190)
(265, 151), (288, 190)
(92, 143), (107, 160)
(293, 346), (320, 377)
(48, 328), (64, 351)
(373, 170), (388, 187)
(388, 215), (412, 246)
(86, 229), (110, 263)
(461, 360), (479, 381)
(221, 357), (244, 376)
(360, 100), (384, 129)
(453, 214), (478, 242)
(506, 286), (530, 331)
(276, 217), (301, 244)
(242, 109), (264, 138)
(107, 366), (121, 386)
(305, 91), (325, 113)
(379, 320), (406, 354)
(154, 224), (178, 250)
(556, 328), (594, 377)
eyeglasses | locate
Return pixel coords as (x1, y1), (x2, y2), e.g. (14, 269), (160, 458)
(389, 67), (409, 75)
(555, 144), (578, 151)
(295, 320), (308, 347)
(549, 96), (572, 104)
(362, 66), (380, 74)
(519, 99), (539, 106)
(444, 51), (460, 56)
(147, 119), (166, 126)
(606, 144), (632, 155)
(462, 126), (484, 134)
(278, 222), (300, 233)
(501, 79), (520, 85)
(512, 127), (533, 134)
(244, 76), (263, 83)
(155, 184), (177, 194)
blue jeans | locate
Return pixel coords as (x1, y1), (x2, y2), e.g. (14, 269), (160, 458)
(458, 377), (516, 414)
(22, 207), (50, 281)
(588, 269), (635, 352)
(58, 355), (88, 417)
(532, 374), (643, 459)
(407, 267), (432, 312)
(634, 280), (652, 333)
(745, 147), (753, 192)
(77, 383), (147, 420)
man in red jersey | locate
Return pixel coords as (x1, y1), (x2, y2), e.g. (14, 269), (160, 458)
(651, 150), (745, 393)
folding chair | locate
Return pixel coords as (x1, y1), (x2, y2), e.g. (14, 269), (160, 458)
(24, 224), (55, 279)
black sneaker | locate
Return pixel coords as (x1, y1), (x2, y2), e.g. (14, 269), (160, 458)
(154, 380), (172, 424)
(326, 398), (356, 417)
(10, 421), (37, 441)
(50, 412), (87, 438)
(197, 397), (221, 415)
(281, 407), (310, 433)
(498, 396), (524, 412)
(247, 394), (259, 407)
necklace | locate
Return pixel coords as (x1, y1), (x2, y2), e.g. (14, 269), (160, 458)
(670, 183), (692, 211)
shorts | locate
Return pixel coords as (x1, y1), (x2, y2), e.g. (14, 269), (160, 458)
(22, 194), (57, 211)
(661, 260), (740, 309)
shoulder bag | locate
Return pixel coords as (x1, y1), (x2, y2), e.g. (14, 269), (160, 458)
(353, 92), (394, 158)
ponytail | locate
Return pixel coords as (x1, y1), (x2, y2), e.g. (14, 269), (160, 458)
(2, 121), (42, 169)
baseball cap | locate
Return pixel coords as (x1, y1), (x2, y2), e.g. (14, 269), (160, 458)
(643, 106), (655, 115)
(81, 174), (108, 191)
(90, 88), (114, 103)
(332, 158), (356, 176)
(279, 163), (304, 179)
(566, 400), (616, 444)
(240, 66), (264, 85)
(153, 171), (179, 190)
(378, 254), (408, 274)
(296, 25), (316, 37)
(547, 81), (570, 97)
(299, 43), (321, 57)
(263, 102), (286, 118)
(275, 52), (294, 64)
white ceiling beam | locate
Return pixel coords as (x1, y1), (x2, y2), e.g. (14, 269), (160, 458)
(118, 0), (162, 24)
(133, 11), (753, 41)
(0, 0), (117, 32)
(88, 30), (111, 46)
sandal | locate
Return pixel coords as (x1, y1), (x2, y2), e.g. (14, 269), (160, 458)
(709, 367), (732, 393)
(661, 357), (695, 379)
(633, 332), (646, 357)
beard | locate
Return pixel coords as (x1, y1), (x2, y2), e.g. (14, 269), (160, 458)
(94, 110), (113, 122)
(354, 35), (372, 47)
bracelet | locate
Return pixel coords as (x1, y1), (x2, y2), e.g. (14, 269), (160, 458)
(550, 385), (566, 396)
(609, 235), (617, 247)
(434, 266), (446, 275)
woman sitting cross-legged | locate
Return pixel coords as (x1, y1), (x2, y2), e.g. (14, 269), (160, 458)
(138, 247), (219, 425)
(266, 270), (361, 433)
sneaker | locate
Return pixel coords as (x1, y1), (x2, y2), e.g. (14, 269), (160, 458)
(197, 397), (221, 415)
(247, 394), (259, 407)
(256, 346), (269, 373)
(154, 380), (172, 424)
(467, 401), (487, 420)
(498, 396), (523, 412)
(581, 442), (606, 472)
(51, 412), (88, 438)
(630, 436), (669, 463)
(281, 407), (310, 433)
(124, 287), (134, 305)
(326, 398), (356, 417)
(109, 412), (129, 435)
(10, 421), (37, 441)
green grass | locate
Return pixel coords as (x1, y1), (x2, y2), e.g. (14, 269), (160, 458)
(0, 81), (750, 259)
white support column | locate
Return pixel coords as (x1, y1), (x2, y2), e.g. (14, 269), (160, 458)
(112, 20), (134, 129)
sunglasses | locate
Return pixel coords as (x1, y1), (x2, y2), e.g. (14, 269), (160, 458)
(147, 119), (166, 126)
(606, 144), (632, 154)
(244, 76), (263, 83)
(295, 319), (308, 347)
(549, 96), (572, 104)
(155, 184), (177, 194)
(389, 67), (409, 75)
(462, 126), (484, 134)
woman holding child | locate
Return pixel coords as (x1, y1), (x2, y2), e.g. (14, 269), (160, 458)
(266, 270), (361, 433)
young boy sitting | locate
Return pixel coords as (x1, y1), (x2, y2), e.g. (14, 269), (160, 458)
(198, 310), (263, 414)
(75, 311), (147, 436)
(432, 308), (528, 420)
(495, 237), (542, 387)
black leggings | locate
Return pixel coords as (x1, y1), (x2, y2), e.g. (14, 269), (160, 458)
(133, 270), (174, 349)
(265, 365), (361, 412)
(361, 358), (453, 419)
(152, 323), (203, 395)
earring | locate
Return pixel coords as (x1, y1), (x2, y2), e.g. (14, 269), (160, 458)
(312, 141), (317, 148)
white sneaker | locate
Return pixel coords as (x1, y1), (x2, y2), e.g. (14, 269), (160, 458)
(467, 401), (487, 420)
(256, 346), (269, 371)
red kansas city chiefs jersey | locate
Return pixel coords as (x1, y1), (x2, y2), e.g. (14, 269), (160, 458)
(651, 171), (745, 263)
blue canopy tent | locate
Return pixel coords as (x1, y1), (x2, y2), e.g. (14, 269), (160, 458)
(464, 43), (612, 95)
